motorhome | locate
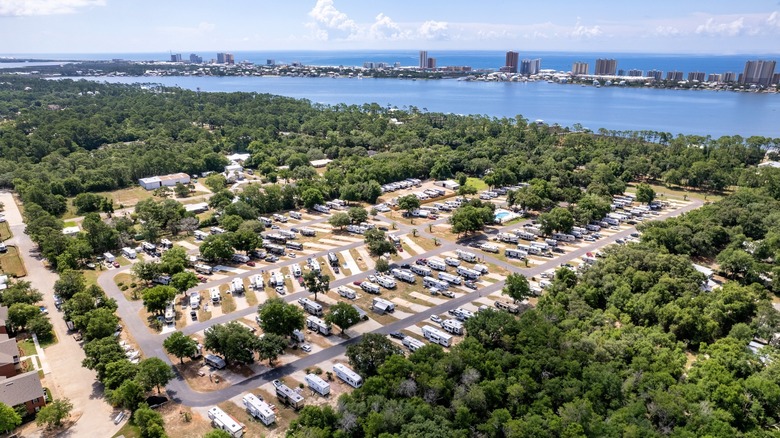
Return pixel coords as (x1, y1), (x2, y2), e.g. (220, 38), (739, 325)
(265, 244), (285, 255)
(505, 248), (527, 259)
(442, 319), (464, 335)
(289, 211), (303, 220)
(229, 278), (244, 294)
(497, 232), (519, 243)
(473, 264), (489, 274)
(410, 264), (432, 276)
(313, 204), (330, 213)
(360, 281), (381, 295)
(194, 230), (208, 241)
(274, 380), (304, 410)
(372, 297), (395, 314)
(285, 241), (303, 251)
(455, 249), (477, 262)
(480, 243), (499, 253)
(333, 363), (363, 388)
(164, 302), (175, 324)
(194, 263), (213, 274)
(305, 373), (331, 396)
(121, 247), (137, 259)
(210, 226), (226, 235)
(189, 292), (201, 309)
(403, 336), (425, 351)
(391, 268), (416, 283)
(552, 233), (575, 243)
(376, 276), (397, 289)
(103, 252), (116, 263)
(422, 325), (452, 347)
(423, 276), (449, 290)
(306, 315), (331, 335)
(327, 252), (339, 267)
(207, 406), (245, 437)
(603, 217), (620, 226)
(205, 354), (226, 369)
(300, 227), (316, 237)
(291, 264), (302, 277)
(456, 266), (481, 280)
(142, 242), (157, 253)
(242, 394), (275, 426)
(272, 213), (288, 223)
(210, 287), (221, 303)
(298, 298), (323, 316)
(265, 233), (288, 244)
(426, 257), (447, 271)
(495, 300), (521, 314)
(336, 286), (356, 299)
(438, 272), (462, 285)
(250, 275), (264, 290)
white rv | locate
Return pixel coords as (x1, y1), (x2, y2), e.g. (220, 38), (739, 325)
(305, 373), (331, 396)
(242, 394), (275, 426)
(410, 264), (432, 276)
(210, 287), (221, 303)
(121, 247), (137, 259)
(376, 276), (397, 289)
(442, 319), (464, 335)
(336, 286), (356, 299)
(455, 249), (477, 262)
(189, 292), (201, 309)
(505, 248), (527, 259)
(360, 281), (381, 295)
(480, 243), (499, 253)
(456, 266), (481, 280)
(194, 230), (208, 240)
(306, 315), (331, 335)
(372, 297), (395, 314)
(333, 363), (363, 388)
(391, 268), (416, 283)
(251, 275), (264, 290)
(497, 232), (519, 243)
(437, 272), (462, 285)
(298, 298), (323, 316)
(194, 263), (213, 274)
(426, 257), (447, 271)
(423, 276), (449, 290)
(208, 406), (245, 437)
(403, 336), (425, 351)
(229, 278), (244, 294)
(422, 325), (452, 347)
(164, 302), (175, 324)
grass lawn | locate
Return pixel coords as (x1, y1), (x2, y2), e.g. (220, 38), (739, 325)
(81, 268), (102, 288)
(0, 246), (26, 277)
(18, 339), (37, 357)
(626, 182), (726, 203)
(96, 186), (156, 210)
(221, 293), (237, 314)
(245, 289), (258, 307)
(113, 422), (141, 438)
(39, 332), (58, 348)
(466, 177), (488, 191)
(0, 222), (11, 241)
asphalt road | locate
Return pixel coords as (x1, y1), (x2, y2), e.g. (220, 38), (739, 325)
(99, 198), (702, 407)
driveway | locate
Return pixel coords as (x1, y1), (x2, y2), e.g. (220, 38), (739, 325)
(0, 192), (123, 437)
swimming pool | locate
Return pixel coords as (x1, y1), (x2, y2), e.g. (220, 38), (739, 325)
(494, 209), (518, 223)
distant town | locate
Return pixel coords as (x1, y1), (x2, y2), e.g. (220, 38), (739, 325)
(3, 50), (778, 92)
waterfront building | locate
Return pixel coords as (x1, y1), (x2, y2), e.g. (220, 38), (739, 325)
(688, 72), (705, 82)
(505, 51), (519, 73)
(647, 70), (663, 81)
(628, 69), (643, 77)
(427, 57), (437, 70)
(363, 62), (375, 69)
(617, 69), (625, 76)
(708, 73), (722, 83)
(572, 62), (588, 75)
(266, 59), (275, 66)
(741, 60), (776, 86)
(419, 51), (428, 69)
(520, 58), (541, 75)
(189, 53), (202, 64)
(170, 53), (181, 62)
(217, 53), (235, 65)
(774, 73), (780, 85)
(722, 72), (737, 82)
(394, 62), (401, 68)
(666, 71), (683, 81)
(595, 59), (617, 76)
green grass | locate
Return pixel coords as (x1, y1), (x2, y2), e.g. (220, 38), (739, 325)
(38, 332), (58, 348)
(18, 339), (37, 357)
(0, 222), (11, 241)
(466, 177), (488, 191)
(113, 421), (141, 438)
(0, 246), (26, 277)
(626, 182), (726, 203)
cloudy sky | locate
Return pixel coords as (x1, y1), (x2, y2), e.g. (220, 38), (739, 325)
(2, 0), (780, 54)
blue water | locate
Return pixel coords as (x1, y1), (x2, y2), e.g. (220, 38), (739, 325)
(5, 50), (777, 74)
(60, 75), (780, 138)
(495, 211), (511, 220)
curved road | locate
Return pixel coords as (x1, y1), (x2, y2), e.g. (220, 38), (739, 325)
(99, 198), (702, 406)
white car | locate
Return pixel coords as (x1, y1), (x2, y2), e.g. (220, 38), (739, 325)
(441, 290), (455, 298)
(275, 286), (286, 295)
(301, 344), (312, 352)
(430, 315), (442, 324)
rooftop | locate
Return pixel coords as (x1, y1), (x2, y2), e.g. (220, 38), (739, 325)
(0, 372), (44, 407)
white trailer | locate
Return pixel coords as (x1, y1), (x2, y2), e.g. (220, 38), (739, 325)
(251, 275), (264, 290)
(531, 241), (550, 252)
(442, 319), (464, 335)
(586, 224), (601, 232)
(403, 336), (425, 351)
(229, 278), (244, 294)
(121, 247), (137, 259)
(103, 252), (116, 263)
(360, 281), (381, 294)
(376, 276), (397, 289)
(391, 268), (416, 283)
(210, 287), (221, 303)
(305, 373), (331, 396)
(208, 406), (245, 437)
(473, 264), (489, 274)
(300, 227), (316, 236)
(372, 297), (395, 314)
(298, 298), (323, 316)
(274, 381), (305, 409)
(289, 211), (303, 220)
(423, 276), (449, 290)
(333, 363), (363, 388)
(194, 230), (208, 240)
(422, 325), (452, 347)
(480, 243), (499, 253)
(189, 292), (201, 309)
(497, 232), (518, 243)
(444, 257), (461, 267)
(336, 286), (356, 299)
(164, 302), (175, 324)
(410, 264), (432, 276)
(242, 394), (275, 426)
(514, 230), (537, 241)
(455, 249), (477, 262)
(426, 257), (447, 271)
(495, 300), (521, 314)
(438, 272), (462, 285)
(306, 316), (331, 335)
(269, 272), (285, 287)
(456, 266), (481, 280)
(505, 248), (527, 259)
(194, 263), (213, 274)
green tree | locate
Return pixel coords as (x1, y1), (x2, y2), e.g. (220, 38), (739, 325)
(203, 173), (227, 192)
(364, 228), (397, 257)
(258, 298), (305, 337)
(170, 271), (199, 294)
(203, 430), (233, 438)
(0, 280), (43, 306)
(303, 271), (330, 301)
(375, 258), (390, 273)
(328, 212), (351, 229)
(450, 204), (493, 235)
(458, 184), (478, 197)
(539, 207), (574, 235)
(35, 398), (73, 429)
(0, 402), (21, 433)
(302, 188), (324, 209)
(325, 302), (361, 334)
(163, 332), (198, 364)
(255, 332), (288, 366)
(199, 233), (234, 261)
(142, 286), (177, 315)
(173, 182), (190, 198)
(230, 229), (260, 253)
(636, 183), (656, 204)
(158, 247), (189, 275)
(136, 357), (175, 394)
(397, 194), (420, 218)
(204, 321), (261, 365)
(348, 207), (368, 224)
(133, 403), (166, 438)
(7, 303), (40, 332)
(83, 307), (120, 341)
(132, 261), (160, 285)
(27, 315), (53, 340)
(82, 337), (126, 380)
(219, 214), (243, 232)
(346, 333), (402, 377)
(502, 273), (531, 303)
(716, 248), (756, 279)
(110, 379), (146, 412)
(103, 360), (139, 390)
(53, 270), (86, 300)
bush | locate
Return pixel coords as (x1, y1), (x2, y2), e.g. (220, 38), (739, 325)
(120, 285), (128, 291)
(314, 367), (323, 375)
(130, 282), (137, 288)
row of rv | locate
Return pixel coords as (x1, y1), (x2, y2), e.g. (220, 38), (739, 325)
(381, 178), (422, 193)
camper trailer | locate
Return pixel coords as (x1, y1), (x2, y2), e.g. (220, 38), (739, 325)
(360, 281), (381, 295)
(333, 363), (363, 388)
(426, 257), (447, 271)
(121, 247), (137, 259)
(229, 278), (244, 294)
(391, 268), (416, 283)
(210, 287), (221, 303)
(497, 232), (518, 243)
(300, 227), (316, 237)
(422, 325), (453, 347)
(455, 249), (477, 262)
(274, 380), (305, 410)
(505, 248), (527, 259)
(204, 354), (226, 369)
(242, 394), (275, 426)
(298, 298), (323, 316)
(306, 316), (331, 335)
(289, 211), (303, 220)
(286, 241), (303, 251)
(423, 276), (449, 290)
(480, 243), (499, 253)
(372, 297), (395, 314)
(207, 406), (245, 437)
(164, 302), (175, 324)
(442, 319), (464, 335)
(403, 336), (425, 351)
(194, 263), (213, 274)
(336, 286), (357, 299)
(194, 230), (208, 240)
(456, 266), (481, 280)
(305, 373), (331, 396)
(495, 300), (521, 314)
(251, 275), (264, 290)
(437, 272), (462, 285)
(410, 264), (432, 276)
(376, 276), (397, 289)
(189, 292), (201, 309)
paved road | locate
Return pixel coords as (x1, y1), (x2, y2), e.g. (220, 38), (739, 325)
(0, 192), (123, 437)
(99, 198), (702, 407)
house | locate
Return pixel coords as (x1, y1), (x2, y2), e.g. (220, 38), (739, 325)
(0, 336), (20, 377)
(62, 226), (81, 236)
(138, 173), (191, 190)
(434, 180), (460, 191)
(309, 159), (332, 168)
(0, 372), (46, 414)
(184, 202), (209, 214)
(0, 306), (7, 335)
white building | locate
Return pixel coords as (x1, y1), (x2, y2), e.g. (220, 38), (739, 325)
(184, 202), (209, 213)
(138, 173), (191, 190)
(62, 226), (80, 236)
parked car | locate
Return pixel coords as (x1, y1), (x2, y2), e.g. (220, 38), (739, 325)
(275, 286), (286, 295)
(246, 261), (256, 267)
(441, 290), (455, 298)
(190, 310), (197, 321)
(112, 261), (120, 268)
(301, 344), (312, 352)
(415, 258), (427, 265)
(430, 315), (442, 324)
(389, 332), (406, 340)
(464, 281), (478, 290)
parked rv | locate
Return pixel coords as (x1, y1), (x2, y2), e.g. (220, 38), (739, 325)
(333, 363), (363, 388)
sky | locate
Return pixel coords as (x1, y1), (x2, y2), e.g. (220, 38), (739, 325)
(2, 0), (780, 55)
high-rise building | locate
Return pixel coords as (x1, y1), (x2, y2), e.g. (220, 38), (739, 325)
(266, 59), (276, 66)
(617, 69), (625, 76)
(646, 70), (663, 81)
(773, 73), (780, 85)
(419, 51), (428, 69)
(505, 51), (519, 73)
(426, 57), (437, 70)
(572, 62), (588, 75)
(666, 71), (683, 81)
(628, 69), (643, 77)
(189, 53), (202, 64)
(687, 72), (705, 82)
(707, 74), (722, 83)
(170, 53), (182, 62)
(741, 60), (776, 86)
(217, 52), (235, 64)
(594, 59), (617, 76)
(722, 72), (737, 82)
(520, 58), (541, 75)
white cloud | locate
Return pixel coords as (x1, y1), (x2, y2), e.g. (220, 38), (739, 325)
(654, 25), (681, 37)
(308, 0), (358, 40)
(571, 18), (602, 39)
(0, 0), (104, 16)
(768, 11), (779, 27)
(368, 13), (409, 40)
(158, 21), (216, 38)
(695, 17), (745, 36)
(419, 20), (449, 40)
